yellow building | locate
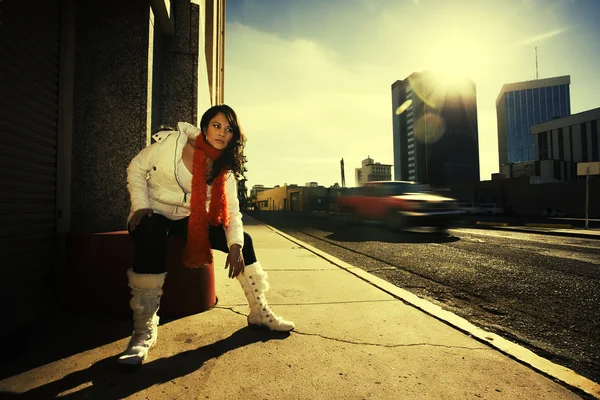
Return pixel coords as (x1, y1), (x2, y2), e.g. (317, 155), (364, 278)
(256, 184), (344, 212)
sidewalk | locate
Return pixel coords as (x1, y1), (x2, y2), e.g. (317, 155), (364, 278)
(0, 215), (598, 399)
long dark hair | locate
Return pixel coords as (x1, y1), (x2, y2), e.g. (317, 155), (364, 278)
(200, 104), (247, 182)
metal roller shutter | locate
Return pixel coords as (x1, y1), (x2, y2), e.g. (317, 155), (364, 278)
(0, 0), (62, 334)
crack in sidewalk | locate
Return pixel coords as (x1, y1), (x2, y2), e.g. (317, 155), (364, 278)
(292, 331), (487, 350)
(216, 306), (486, 351)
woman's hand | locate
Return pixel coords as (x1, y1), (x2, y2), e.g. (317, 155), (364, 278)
(225, 244), (245, 278)
(129, 208), (153, 231)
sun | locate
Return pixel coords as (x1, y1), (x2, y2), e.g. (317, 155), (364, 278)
(408, 30), (492, 108)
(420, 20), (501, 88)
(428, 46), (479, 89)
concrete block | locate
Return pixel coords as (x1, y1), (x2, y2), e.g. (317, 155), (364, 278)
(63, 231), (216, 318)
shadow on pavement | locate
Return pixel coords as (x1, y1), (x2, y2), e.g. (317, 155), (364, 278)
(0, 311), (134, 382)
(324, 225), (461, 244)
(2, 327), (290, 399)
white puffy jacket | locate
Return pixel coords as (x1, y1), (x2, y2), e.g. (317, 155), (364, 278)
(126, 122), (244, 249)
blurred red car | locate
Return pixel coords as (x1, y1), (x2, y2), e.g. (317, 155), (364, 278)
(337, 181), (461, 230)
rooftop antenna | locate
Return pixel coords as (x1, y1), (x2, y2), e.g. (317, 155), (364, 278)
(535, 46), (539, 80)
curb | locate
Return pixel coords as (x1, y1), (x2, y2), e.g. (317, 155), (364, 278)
(246, 215), (600, 399)
(476, 221), (508, 227)
(524, 223), (573, 229)
(487, 226), (600, 240)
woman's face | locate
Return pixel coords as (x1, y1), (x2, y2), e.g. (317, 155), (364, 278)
(205, 112), (234, 150)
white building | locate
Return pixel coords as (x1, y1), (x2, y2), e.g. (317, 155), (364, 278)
(354, 156), (393, 186)
(530, 107), (600, 181)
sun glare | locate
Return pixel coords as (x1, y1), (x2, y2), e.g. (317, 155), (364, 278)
(407, 23), (497, 108)
(421, 17), (502, 87)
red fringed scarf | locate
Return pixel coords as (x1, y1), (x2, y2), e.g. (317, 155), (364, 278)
(183, 132), (230, 268)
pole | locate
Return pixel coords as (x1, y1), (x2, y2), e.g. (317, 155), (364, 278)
(585, 167), (589, 229)
(424, 102), (428, 184)
(340, 158), (346, 188)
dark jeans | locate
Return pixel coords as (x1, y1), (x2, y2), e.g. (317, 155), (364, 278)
(128, 214), (257, 274)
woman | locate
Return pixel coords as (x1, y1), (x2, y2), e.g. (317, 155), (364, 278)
(118, 105), (294, 365)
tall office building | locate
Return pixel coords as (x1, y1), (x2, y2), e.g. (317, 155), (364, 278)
(391, 71), (479, 188)
(496, 76), (571, 168)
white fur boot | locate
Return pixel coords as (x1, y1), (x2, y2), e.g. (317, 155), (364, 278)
(116, 269), (166, 365)
(237, 262), (295, 331)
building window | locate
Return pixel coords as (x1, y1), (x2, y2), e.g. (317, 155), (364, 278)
(592, 120), (598, 161)
(558, 128), (564, 160)
(527, 88), (534, 125)
(569, 126), (573, 162)
(520, 90), (528, 161)
(408, 150), (414, 155)
(546, 87), (553, 118)
(408, 143), (414, 149)
(540, 87), (547, 121)
(527, 89), (534, 159)
(549, 130), (554, 159)
(559, 85), (565, 116)
(538, 132), (546, 160)
(514, 92), (522, 162)
(408, 136), (414, 142)
(581, 123), (588, 162)
(552, 85), (560, 118)
(507, 93), (514, 163)
(533, 88), (540, 125)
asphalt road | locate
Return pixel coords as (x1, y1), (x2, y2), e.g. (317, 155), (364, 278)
(248, 211), (600, 383)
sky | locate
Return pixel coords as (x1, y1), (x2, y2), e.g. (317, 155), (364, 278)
(224, 0), (600, 189)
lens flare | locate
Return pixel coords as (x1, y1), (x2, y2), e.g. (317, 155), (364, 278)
(407, 74), (444, 109)
(407, 72), (472, 110)
(395, 99), (413, 115)
(413, 112), (446, 144)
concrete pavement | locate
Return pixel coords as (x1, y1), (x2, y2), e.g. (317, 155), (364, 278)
(0, 215), (598, 399)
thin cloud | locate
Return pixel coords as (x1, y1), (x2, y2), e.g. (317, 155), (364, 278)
(511, 27), (568, 47)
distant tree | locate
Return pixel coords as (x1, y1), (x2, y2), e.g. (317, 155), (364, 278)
(330, 182), (340, 188)
(237, 156), (249, 210)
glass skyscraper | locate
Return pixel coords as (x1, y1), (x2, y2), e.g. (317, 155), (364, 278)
(392, 71), (479, 187)
(496, 76), (571, 167)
